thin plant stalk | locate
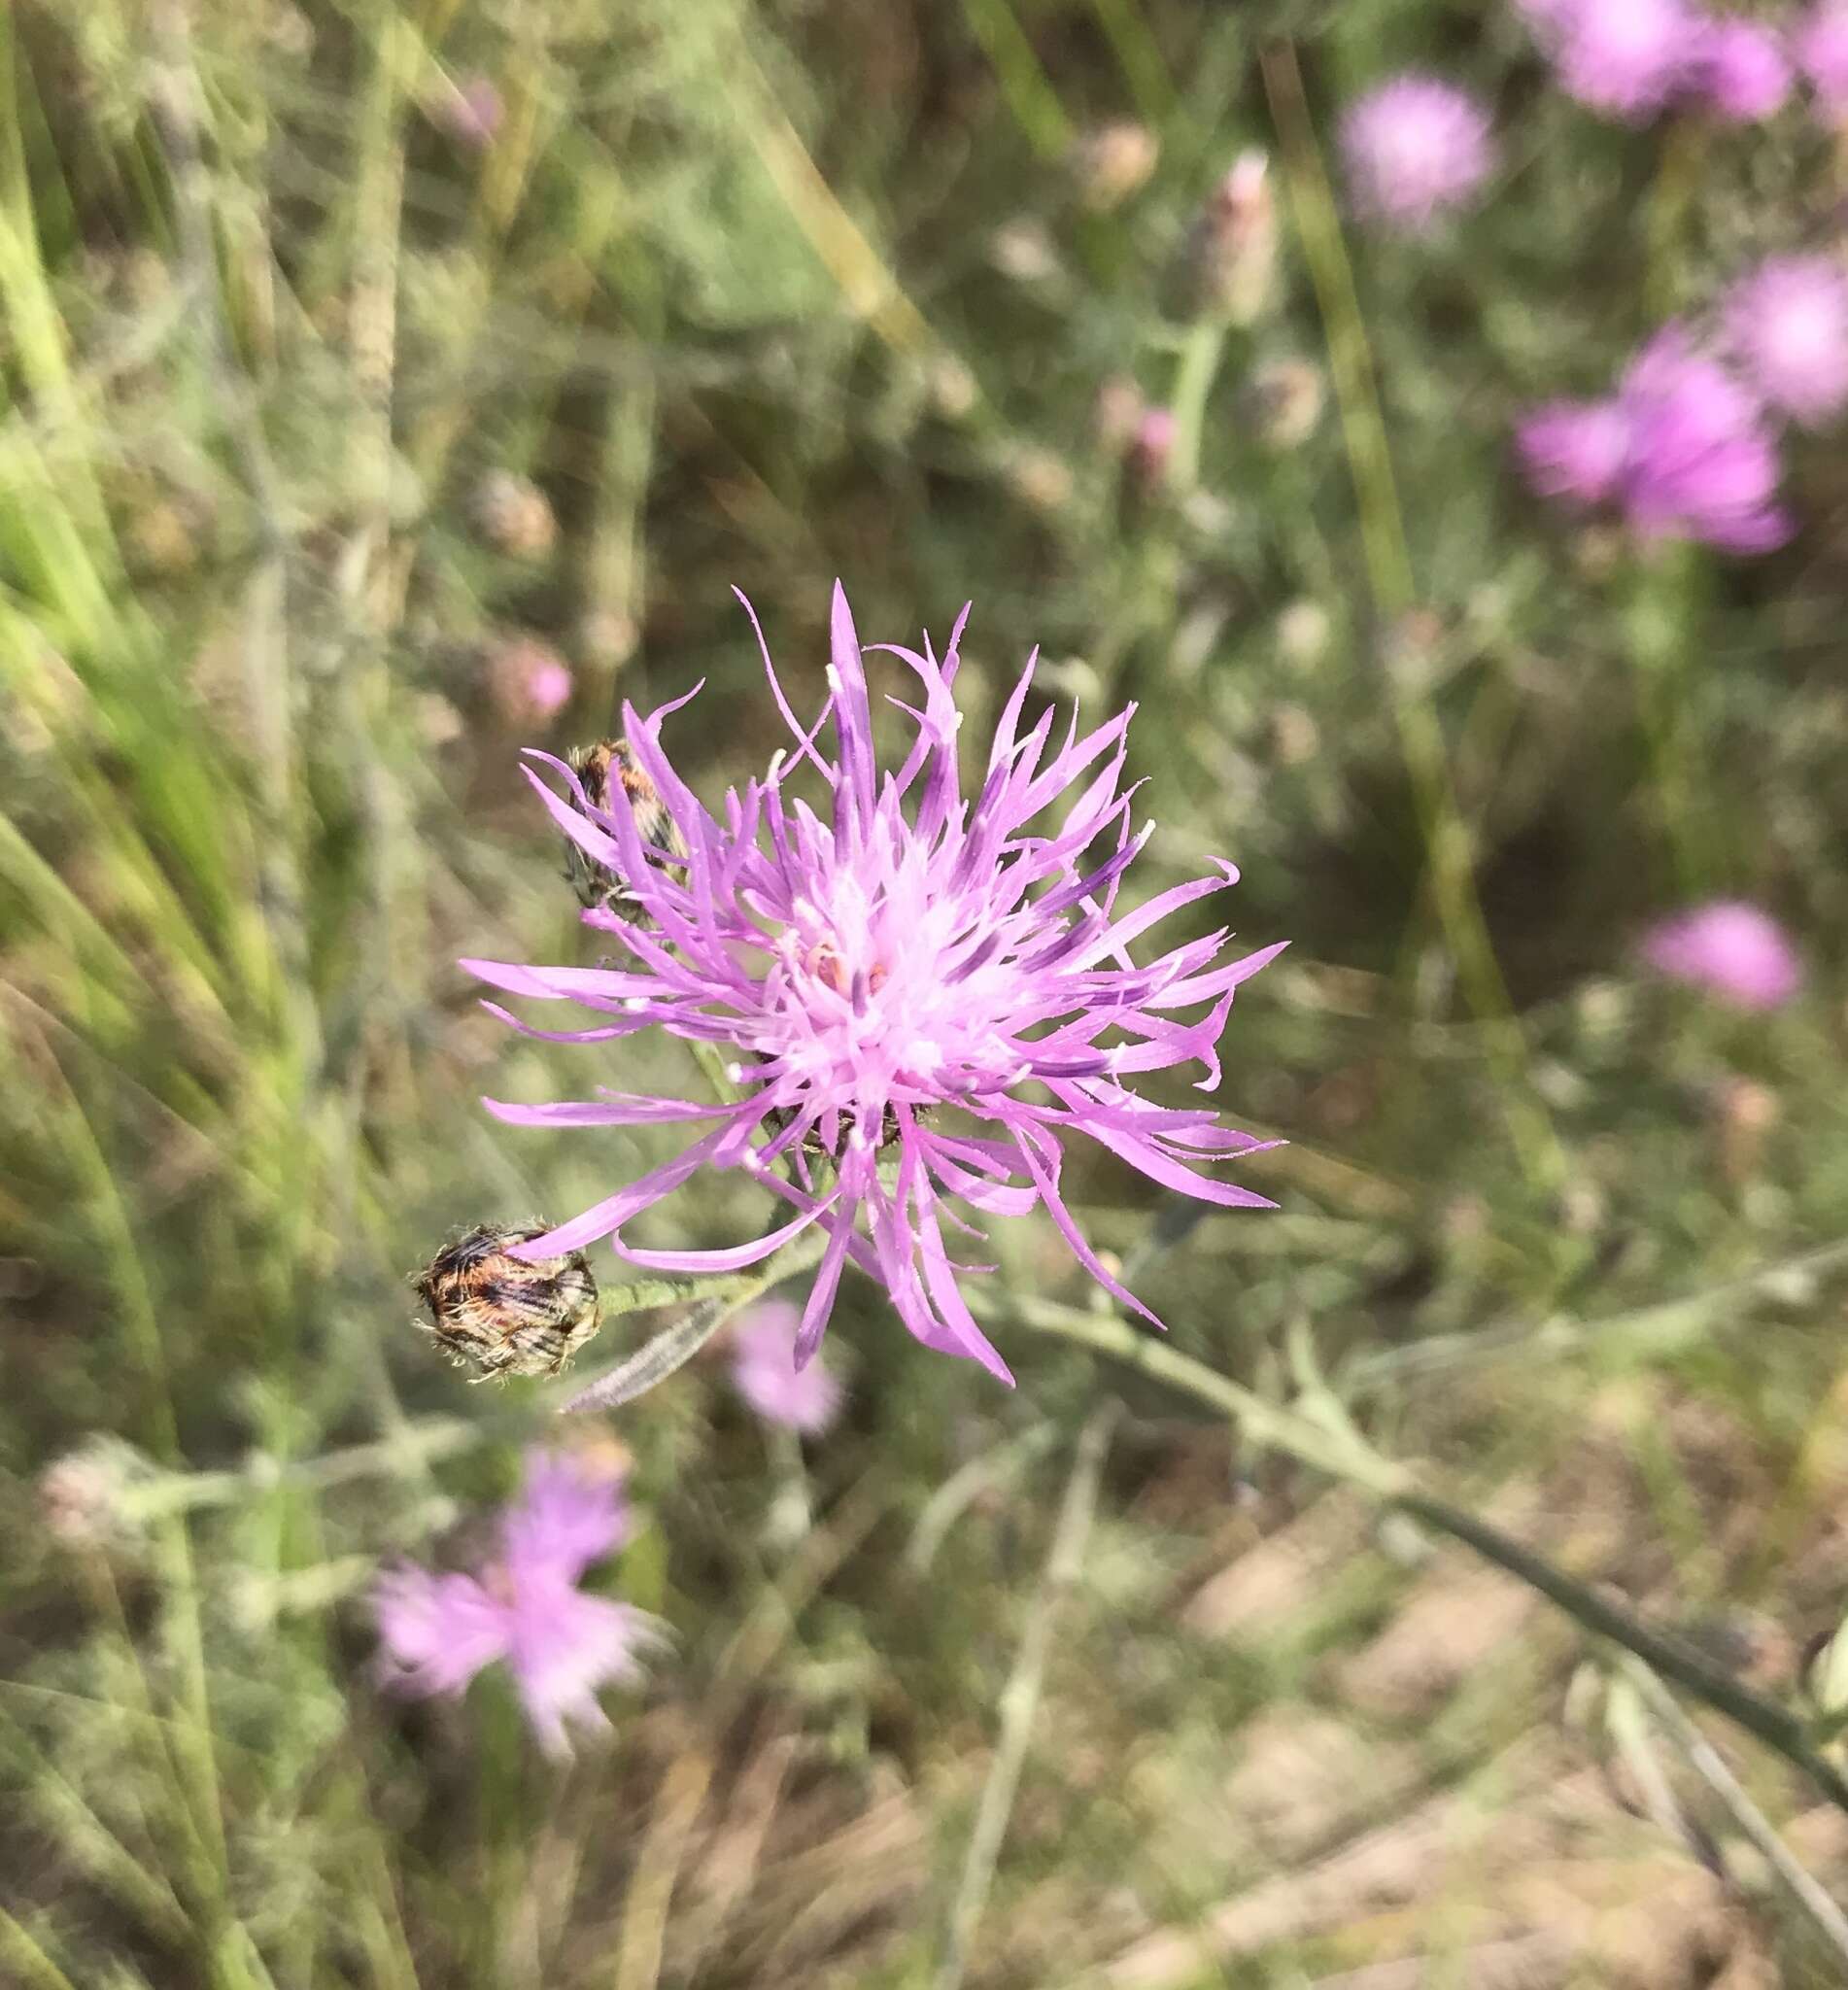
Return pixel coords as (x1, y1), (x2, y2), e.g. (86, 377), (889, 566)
(934, 1403), (1119, 1990)
(1260, 43), (1566, 1197)
(998, 1289), (1848, 1820)
(1626, 1657), (1848, 1965)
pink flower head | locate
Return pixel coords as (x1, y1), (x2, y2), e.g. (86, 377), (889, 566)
(730, 1298), (844, 1434)
(1725, 255), (1848, 426)
(1691, 18), (1793, 120)
(1339, 74), (1495, 233)
(464, 585), (1284, 1387)
(1617, 328), (1794, 549)
(1520, 328), (1793, 552)
(1640, 901), (1801, 1009)
(373, 1449), (663, 1757)
(1517, 398), (1633, 504)
(1798, 0), (1848, 108)
(1530, 0), (1697, 120)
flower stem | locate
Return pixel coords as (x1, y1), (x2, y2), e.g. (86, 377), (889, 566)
(1000, 1291), (1848, 1818)
(934, 1403), (1118, 1990)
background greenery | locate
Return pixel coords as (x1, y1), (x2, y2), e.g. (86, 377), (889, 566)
(6, 0), (1848, 1983)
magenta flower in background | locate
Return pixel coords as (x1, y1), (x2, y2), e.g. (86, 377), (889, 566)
(1519, 328), (1793, 552)
(730, 1299), (844, 1434)
(1617, 329), (1794, 550)
(1527, 0), (1696, 119)
(1641, 902), (1801, 1009)
(373, 1449), (664, 1757)
(465, 585), (1284, 1386)
(1339, 74), (1495, 233)
(1797, 0), (1848, 108)
(1725, 255), (1848, 427)
(1692, 18), (1794, 120)
(1517, 399), (1632, 504)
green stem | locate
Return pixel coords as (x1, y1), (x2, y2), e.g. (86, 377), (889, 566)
(1002, 1292), (1848, 1819)
(1166, 320), (1226, 495)
(1260, 44), (1566, 1197)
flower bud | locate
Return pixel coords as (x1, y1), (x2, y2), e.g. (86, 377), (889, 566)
(1241, 357), (1325, 450)
(413, 1225), (602, 1381)
(469, 470), (557, 560)
(432, 76), (503, 149)
(39, 1437), (159, 1550)
(1070, 120), (1159, 211)
(1177, 151), (1276, 325)
(1094, 374), (1146, 451)
(1125, 407), (1177, 494)
(562, 738), (689, 924)
(488, 636), (574, 727)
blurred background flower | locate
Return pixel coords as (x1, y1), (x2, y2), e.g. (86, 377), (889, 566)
(373, 1448), (663, 1757)
(729, 1298), (845, 1434)
(1339, 74), (1495, 233)
(1641, 901), (1802, 1008)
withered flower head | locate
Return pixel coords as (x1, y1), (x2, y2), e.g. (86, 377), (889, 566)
(560, 738), (689, 924)
(413, 1224), (601, 1381)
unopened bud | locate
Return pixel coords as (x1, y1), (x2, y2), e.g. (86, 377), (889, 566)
(413, 1224), (603, 1381)
(1241, 357), (1325, 450)
(1178, 151), (1277, 325)
(1071, 120), (1159, 211)
(1006, 446), (1074, 514)
(988, 220), (1062, 286)
(469, 470), (557, 559)
(488, 636), (574, 727)
(1267, 703), (1320, 768)
(1125, 407), (1177, 494)
(39, 1437), (159, 1550)
(1712, 1076), (1779, 1186)
(1275, 600), (1330, 671)
(432, 76), (502, 149)
(1094, 373), (1146, 450)
(562, 738), (689, 925)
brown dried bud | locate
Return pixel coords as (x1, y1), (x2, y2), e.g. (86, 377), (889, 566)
(469, 470), (557, 559)
(562, 738), (689, 925)
(1071, 120), (1159, 211)
(413, 1224), (602, 1381)
(1178, 151), (1277, 325)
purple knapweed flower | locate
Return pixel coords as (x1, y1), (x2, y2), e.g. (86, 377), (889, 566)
(730, 1299), (844, 1434)
(373, 1448), (663, 1757)
(1339, 74), (1495, 233)
(464, 586), (1284, 1386)
(1518, 399), (1633, 505)
(1640, 901), (1801, 1009)
(1798, 0), (1848, 108)
(1691, 18), (1795, 120)
(1618, 328), (1794, 549)
(1528, 0), (1696, 120)
(1519, 328), (1793, 552)
(1725, 255), (1848, 427)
